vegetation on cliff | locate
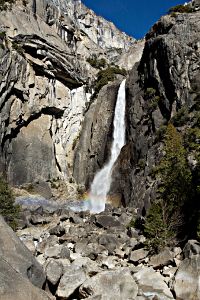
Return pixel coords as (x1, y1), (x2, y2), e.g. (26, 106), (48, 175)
(144, 124), (192, 252)
(168, 4), (194, 14)
(0, 176), (20, 230)
(92, 65), (127, 98)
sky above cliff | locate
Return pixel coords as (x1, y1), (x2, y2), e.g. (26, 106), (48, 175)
(82, 0), (185, 39)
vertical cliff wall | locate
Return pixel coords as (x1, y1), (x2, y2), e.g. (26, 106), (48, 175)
(111, 9), (200, 212)
(0, 0), (136, 187)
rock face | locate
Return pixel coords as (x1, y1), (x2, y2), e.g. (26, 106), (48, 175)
(0, 215), (46, 288)
(0, 0), (135, 187)
(0, 216), (51, 299)
(73, 80), (121, 187)
(111, 9), (200, 210)
(17, 202), (200, 300)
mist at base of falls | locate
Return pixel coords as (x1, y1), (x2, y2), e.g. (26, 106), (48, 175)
(84, 79), (126, 213)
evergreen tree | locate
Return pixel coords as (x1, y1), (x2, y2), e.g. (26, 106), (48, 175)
(144, 124), (192, 252)
(0, 176), (20, 230)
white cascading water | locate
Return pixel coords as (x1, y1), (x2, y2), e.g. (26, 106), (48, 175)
(85, 79), (126, 213)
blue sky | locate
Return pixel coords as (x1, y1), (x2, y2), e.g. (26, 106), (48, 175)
(82, 0), (185, 39)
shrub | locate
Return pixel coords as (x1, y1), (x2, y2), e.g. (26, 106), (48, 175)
(144, 87), (160, 113)
(155, 125), (167, 142)
(93, 65), (127, 97)
(87, 56), (107, 69)
(0, 176), (20, 230)
(168, 4), (194, 14)
(171, 106), (189, 127)
(12, 41), (23, 54)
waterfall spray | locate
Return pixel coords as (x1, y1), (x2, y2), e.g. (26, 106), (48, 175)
(85, 79), (126, 213)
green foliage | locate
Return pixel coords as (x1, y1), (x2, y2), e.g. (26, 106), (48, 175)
(155, 125), (167, 142)
(12, 41), (23, 54)
(72, 133), (81, 150)
(172, 107), (189, 127)
(93, 65), (127, 97)
(144, 124), (192, 252)
(144, 87), (160, 113)
(0, 177), (20, 230)
(168, 4), (194, 14)
(87, 56), (107, 69)
(144, 201), (174, 252)
(137, 158), (146, 169)
(184, 127), (200, 152)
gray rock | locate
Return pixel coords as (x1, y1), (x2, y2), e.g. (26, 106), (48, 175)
(129, 249), (149, 263)
(44, 244), (63, 258)
(95, 215), (121, 228)
(72, 257), (99, 276)
(149, 248), (174, 268)
(183, 240), (200, 258)
(79, 268), (138, 300)
(133, 267), (174, 299)
(0, 216), (45, 288)
(49, 225), (65, 236)
(56, 266), (87, 299)
(98, 234), (119, 253)
(46, 260), (63, 286)
(172, 256), (200, 300)
(0, 258), (53, 300)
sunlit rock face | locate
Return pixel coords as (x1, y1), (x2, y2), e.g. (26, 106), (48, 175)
(0, 0), (135, 186)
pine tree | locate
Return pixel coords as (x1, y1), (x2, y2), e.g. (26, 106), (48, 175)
(0, 177), (20, 230)
(144, 124), (192, 252)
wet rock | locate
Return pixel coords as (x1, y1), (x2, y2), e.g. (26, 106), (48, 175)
(56, 266), (87, 299)
(79, 268), (138, 300)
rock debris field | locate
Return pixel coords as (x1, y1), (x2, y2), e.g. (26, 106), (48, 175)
(2, 202), (198, 300)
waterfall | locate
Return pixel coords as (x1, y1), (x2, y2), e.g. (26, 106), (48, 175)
(86, 79), (126, 213)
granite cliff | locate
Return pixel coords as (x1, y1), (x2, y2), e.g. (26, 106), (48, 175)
(0, 0), (139, 190)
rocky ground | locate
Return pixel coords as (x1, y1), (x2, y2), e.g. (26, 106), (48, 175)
(10, 201), (200, 300)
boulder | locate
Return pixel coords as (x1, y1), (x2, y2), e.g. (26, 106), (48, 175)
(133, 267), (174, 299)
(56, 266), (87, 299)
(172, 256), (200, 300)
(183, 240), (200, 258)
(129, 249), (149, 263)
(0, 216), (45, 288)
(149, 248), (174, 268)
(95, 215), (121, 228)
(0, 258), (53, 300)
(49, 225), (65, 236)
(98, 234), (119, 253)
(79, 269), (138, 300)
(46, 260), (63, 286)
(72, 257), (100, 276)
